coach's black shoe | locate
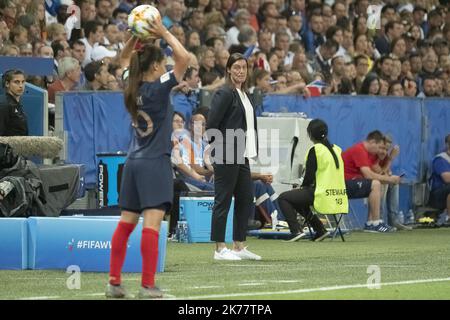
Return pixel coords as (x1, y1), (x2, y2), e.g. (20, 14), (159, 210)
(105, 284), (134, 299)
(138, 286), (164, 299)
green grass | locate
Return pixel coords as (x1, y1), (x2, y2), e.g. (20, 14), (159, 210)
(1, 228), (450, 300)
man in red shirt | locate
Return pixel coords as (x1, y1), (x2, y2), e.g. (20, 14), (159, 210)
(342, 130), (401, 232)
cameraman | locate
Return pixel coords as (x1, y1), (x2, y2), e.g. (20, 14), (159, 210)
(0, 69), (28, 136)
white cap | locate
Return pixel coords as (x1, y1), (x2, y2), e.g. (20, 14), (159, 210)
(91, 46), (117, 61)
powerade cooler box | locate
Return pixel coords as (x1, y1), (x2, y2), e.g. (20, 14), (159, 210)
(97, 152), (127, 208)
(179, 192), (234, 243)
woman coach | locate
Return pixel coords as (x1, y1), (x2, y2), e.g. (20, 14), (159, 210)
(206, 53), (261, 261)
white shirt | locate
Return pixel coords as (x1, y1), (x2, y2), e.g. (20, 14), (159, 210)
(236, 88), (257, 159)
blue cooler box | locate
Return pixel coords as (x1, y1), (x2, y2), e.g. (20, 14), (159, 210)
(0, 218), (28, 270)
(179, 196), (234, 243)
(97, 152), (127, 208)
(27, 217), (167, 272)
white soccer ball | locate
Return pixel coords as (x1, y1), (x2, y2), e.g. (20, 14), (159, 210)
(128, 5), (161, 39)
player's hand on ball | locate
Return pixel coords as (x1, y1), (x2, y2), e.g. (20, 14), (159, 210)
(144, 15), (166, 39)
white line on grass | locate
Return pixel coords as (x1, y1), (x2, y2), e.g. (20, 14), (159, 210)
(175, 277), (450, 300)
(238, 283), (266, 286)
(19, 296), (61, 300)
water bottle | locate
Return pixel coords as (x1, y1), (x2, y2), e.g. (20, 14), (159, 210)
(406, 209), (415, 225)
(176, 221), (188, 243)
(398, 211), (404, 225)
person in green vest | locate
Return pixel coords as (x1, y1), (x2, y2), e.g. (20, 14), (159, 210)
(278, 118), (349, 241)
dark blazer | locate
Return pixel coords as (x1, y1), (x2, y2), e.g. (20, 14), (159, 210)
(206, 85), (258, 164)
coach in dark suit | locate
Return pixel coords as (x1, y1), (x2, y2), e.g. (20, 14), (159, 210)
(206, 53), (261, 261)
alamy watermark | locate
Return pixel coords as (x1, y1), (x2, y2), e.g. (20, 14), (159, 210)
(66, 265), (81, 290)
(366, 265), (381, 289)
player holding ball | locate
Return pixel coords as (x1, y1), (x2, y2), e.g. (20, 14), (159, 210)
(106, 6), (190, 299)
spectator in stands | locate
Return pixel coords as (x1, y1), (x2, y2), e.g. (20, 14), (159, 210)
(402, 77), (418, 97)
(171, 66), (200, 124)
(274, 30), (295, 69)
(420, 50), (439, 80)
(234, 25), (257, 54)
(376, 55), (394, 80)
(70, 40), (87, 65)
(83, 60), (110, 90)
(104, 23), (124, 52)
(225, 8), (250, 49)
(309, 38), (339, 81)
(214, 49), (229, 77)
(250, 68), (272, 94)
(359, 72), (381, 95)
(429, 134), (450, 226)
(304, 13), (326, 54)
(51, 39), (72, 62)
(342, 130), (401, 232)
(10, 25), (28, 47)
(257, 29), (273, 56)
(409, 52), (422, 80)
(18, 43), (33, 57)
(279, 119), (346, 241)
(375, 21), (403, 55)
(172, 110), (213, 191)
(162, 1), (184, 29)
(286, 11), (303, 43)
(95, 0), (113, 25)
(169, 24), (186, 47)
(198, 46), (218, 82)
(0, 0), (17, 29)
(80, 0), (97, 26)
(47, 57), (82, 104)
(388, 80), (404, 96)
(112, 7), (128, 25)
(186, 30), (201, 51)
(185, 9), (205, 37)
(80, 20), (104, 67)
(379, 78), (389, 96)
(354, 55), (369, 93)
(418, 76), (438, 98)
(0, 69), (28, 136)
(328, 55), (346, 93)
(46, 23), (67, 43)
(390, 36), (407, 59)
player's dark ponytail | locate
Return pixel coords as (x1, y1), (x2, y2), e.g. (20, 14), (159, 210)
(124, 44), (165, 123)
(307, 119), (340, 169)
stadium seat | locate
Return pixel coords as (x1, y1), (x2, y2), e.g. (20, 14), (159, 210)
(306, 207), (346, 242)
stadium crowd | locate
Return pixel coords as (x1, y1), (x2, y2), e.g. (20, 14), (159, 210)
(0, 0), (449, 101)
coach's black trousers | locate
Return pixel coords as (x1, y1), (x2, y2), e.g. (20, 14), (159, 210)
(211, 161), (253, 242)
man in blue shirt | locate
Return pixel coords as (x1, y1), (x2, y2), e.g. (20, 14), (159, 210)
(429, 134), (450, 226)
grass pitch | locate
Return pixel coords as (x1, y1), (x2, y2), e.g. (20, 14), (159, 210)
(1, 228), (449, 300)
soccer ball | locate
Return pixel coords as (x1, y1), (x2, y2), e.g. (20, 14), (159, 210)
(128, 5), (161, 39)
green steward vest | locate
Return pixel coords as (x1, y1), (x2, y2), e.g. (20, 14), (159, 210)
(308, 143), (349, 214)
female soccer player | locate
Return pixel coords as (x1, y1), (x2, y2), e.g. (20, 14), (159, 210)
(106, 15), (189, 299)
